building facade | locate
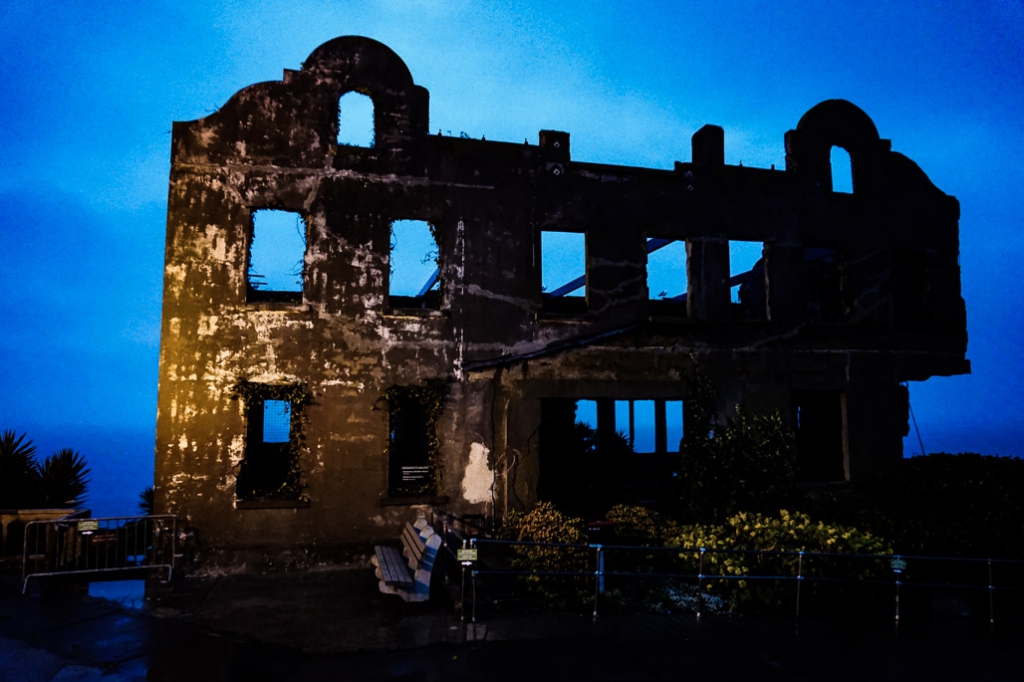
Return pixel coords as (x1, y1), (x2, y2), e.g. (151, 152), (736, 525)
(154, 37), (968, 555)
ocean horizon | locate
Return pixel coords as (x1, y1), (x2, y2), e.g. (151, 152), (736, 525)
(8, 423), (154, 519)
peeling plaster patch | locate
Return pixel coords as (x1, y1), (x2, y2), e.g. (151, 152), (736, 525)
(462, 442), (493, 504)
(206, 227), (228, 262)
(248, 372), (301, 384)
(319, 379), (365, 390)
(165, 264), (187, 284)
(197, 315), (220, 337)
(198, 125), (218, 148)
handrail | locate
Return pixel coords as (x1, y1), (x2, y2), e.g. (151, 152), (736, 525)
(464, 536), (1024, 629)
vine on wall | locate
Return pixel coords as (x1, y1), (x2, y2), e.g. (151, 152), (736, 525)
(231, 378), (315, 500)
(379, 380), (449, 496)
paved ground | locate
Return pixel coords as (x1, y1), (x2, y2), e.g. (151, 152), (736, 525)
(2, 568), (1024, 681)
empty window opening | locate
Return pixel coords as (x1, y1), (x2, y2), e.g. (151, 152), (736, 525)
(262, 400), (291, 442)
(389, 220), (440, 309)
(539, 398), (682, 514)
(387, 388), (435, 497)
(647, 238), (688, 314)
(337, 91), (374, 147)
(614, 399), (683, 453)
(793, 390), (847, 483)
(248, 209), (306, 303)
(541, 231), (587, 314)
(830, 146), (853, 194)
(665, 400), (684, 453)
(729, 240), (766, 318)
(237, 392), (300, 500)
(576, 399), (598, 430)
(805, 247), (844, 323)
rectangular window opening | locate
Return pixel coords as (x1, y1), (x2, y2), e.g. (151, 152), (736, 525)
(614, 399), (683, 454)
(541, 230), (587, 315)
(576, 399), (598, 430)
(237, 392), (300, 501)
(540, 398), (682, 515)
(387, 389), (435, 497)
(729, 240), (766, 319)
(389, 219), (441, 310)
(665, 400), (684, 453)
(248, 209), (306, 303)
(647, 237), (688, 316)
(262, 400), (291, 443)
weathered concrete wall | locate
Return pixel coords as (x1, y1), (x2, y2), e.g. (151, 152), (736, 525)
(155, 36), (968, 555)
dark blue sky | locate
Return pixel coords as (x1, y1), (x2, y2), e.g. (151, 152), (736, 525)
(2, 2), (1022, 512)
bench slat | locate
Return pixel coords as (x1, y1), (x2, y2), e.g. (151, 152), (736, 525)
(374, 545), (413, 587)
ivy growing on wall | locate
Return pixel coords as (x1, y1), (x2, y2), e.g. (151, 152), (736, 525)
(378, 380), (449, 497)
(231, 378), (314, 500)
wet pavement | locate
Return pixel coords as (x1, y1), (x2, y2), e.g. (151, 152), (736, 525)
(2, 568), (1024, 681)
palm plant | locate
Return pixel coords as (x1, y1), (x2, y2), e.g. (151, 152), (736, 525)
(0, 430), (38, 508)
(35, 449), (91, 508)
(138, 486), (154, 515)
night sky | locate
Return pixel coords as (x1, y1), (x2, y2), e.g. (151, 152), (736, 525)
(2, 1), (1022, 515)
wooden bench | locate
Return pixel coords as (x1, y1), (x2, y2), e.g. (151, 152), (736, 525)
(371, 516), (442, 602)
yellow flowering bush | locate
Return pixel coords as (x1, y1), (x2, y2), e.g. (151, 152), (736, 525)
(666, 510), (891, 611)
(498, 501), (591, 608)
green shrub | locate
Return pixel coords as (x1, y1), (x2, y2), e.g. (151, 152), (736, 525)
(811, 453), (1024, 559)
(674, 372), (797, 523)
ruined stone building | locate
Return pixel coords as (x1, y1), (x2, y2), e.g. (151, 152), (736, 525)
(154, 36), (968, 555)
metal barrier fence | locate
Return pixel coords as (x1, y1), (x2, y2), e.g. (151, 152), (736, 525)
(464, 537), (1024, 631)
(22, 515), (179, 593)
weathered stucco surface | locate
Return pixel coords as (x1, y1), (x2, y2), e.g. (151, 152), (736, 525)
(154, 36), (968, 560)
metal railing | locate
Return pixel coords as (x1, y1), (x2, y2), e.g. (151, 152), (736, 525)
(463, 537), (1024, 631)
(22, 515), (179, 593)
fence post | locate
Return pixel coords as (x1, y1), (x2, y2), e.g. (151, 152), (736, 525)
(696, 547), (705, 621)
(460, 538), (468, 623)
(987, 558), (995, 633)
(893, 554), (902, 637)
(795, 550), (804, 619)
(470, 538), (478, 623)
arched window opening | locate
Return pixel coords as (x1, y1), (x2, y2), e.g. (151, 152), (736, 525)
(830, 146), (853, 194)
(337, 91), (375, 147)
